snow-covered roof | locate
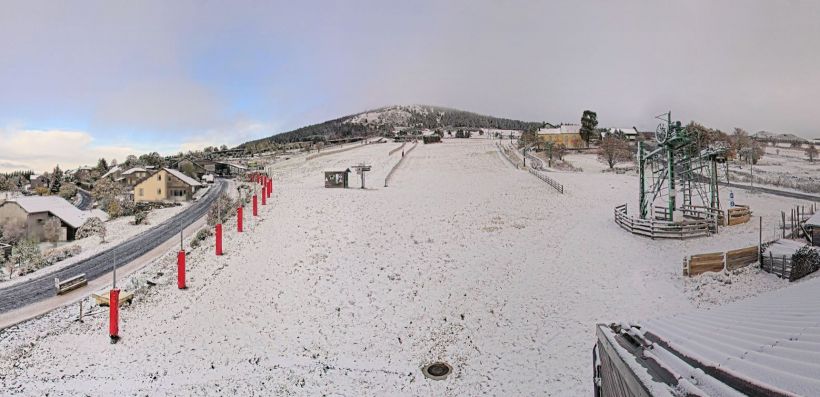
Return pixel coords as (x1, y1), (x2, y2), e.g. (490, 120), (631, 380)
(607, 127), (638, 135)
(609, 276), (820, 396)
(537, 124), (581, 135)
(4, 196), (98, 228)
(121, 167), (148, 175)
(214, 161), (248, 170)
(165, 168), (204, 187)
(806, 212), (820, 227)
(101, 166), (121, 179)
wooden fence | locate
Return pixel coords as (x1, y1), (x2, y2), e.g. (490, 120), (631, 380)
(306, 139), (372, 161)
(681, 205), (725, 226)
(727, 205), (751, 226)
(614, 204), (711, 239)
(683, 245), (759, 276)
(388, 142), (406, 156)
(761, 249), (819, 281)
(761, 253), (793, 280)
(528, 168), (564, 194)
(383, 141), (418, 187)
(496, 142), (523, 169)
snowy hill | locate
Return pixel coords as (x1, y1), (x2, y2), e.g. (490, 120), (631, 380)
(239, 105), (546, 148)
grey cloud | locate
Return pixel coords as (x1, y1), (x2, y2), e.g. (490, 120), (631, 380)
(1, 0), (819, 139)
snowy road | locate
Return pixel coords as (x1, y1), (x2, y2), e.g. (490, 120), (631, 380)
(0, 140), (814, 396)
(0, 180), (225, 314)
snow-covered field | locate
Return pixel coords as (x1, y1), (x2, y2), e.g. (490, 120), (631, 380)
(1, 140), (817, 396)
(727, 145), (820, 193)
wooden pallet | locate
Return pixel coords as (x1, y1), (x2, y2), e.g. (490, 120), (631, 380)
(92, 290), (134, 306)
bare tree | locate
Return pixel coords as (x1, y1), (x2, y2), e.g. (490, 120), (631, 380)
(2, 219), (26, 244)
(98, 222), (108, 243)
(43, 217), (62, 246)
(598, 136), (634, 169)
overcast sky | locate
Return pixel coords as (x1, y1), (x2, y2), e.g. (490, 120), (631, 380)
(1, 0), (819, 172)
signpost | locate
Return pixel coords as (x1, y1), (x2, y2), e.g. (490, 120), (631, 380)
(351, 163), (372, 189)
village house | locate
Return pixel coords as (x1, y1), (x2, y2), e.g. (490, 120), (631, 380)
(28, 174), (50, 190)
(176, 159), (208, 180)
(132, 168), (204, 203)
(601, 127), (640, 141)
(536, 124), (585, 149)
(0, 196), (105, 242)
(119, 167), (152, 187)
(100, 165), (122, 181)
(65, 165), (95, 189)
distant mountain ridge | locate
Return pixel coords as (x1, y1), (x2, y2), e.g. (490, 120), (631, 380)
(239, 105), (545, 147)
(752, 130), (810, 143)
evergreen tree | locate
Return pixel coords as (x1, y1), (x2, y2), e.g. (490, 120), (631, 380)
(96, 158), (108, 173)
(580, 110), (598, 147)
(50, 165), (63, 194)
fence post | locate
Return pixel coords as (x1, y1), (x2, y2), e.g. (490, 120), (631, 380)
(723, 251), (727, 272)
(782, 255), (787, 279)
(758, 216), (762, 264)
(768, 251), (773, 272)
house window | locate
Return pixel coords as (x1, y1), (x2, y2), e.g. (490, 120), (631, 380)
(158, 188), (162, 195)
(139, 188), (144, 196)
(158, 174), (162, 181)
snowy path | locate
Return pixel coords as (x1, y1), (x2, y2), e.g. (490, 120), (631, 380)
(0, 140), (814, 396)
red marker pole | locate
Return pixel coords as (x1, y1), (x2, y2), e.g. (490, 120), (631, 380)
(261, 186), (267, 205)
(252, 195), (258, 216)
(215, 223), (223, 256)
(267, 179), (271, 198)
(109, 288), (120, 342)
(237, 206), (243, 232)
(177, 250), (186, 289)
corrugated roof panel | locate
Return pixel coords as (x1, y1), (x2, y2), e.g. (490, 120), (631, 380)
(633, 276), (820, 396)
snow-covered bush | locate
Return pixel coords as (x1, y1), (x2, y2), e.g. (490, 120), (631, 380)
(190, 228), (213, 248)
(134, 211), (148, 225)
(8, 240), (46, 275)
(790, 245), (820, 280)
(76, 217), (105, 239)
(58, 182), (78, 201)
(43, 245), (81, 263)
(207, 193), (239, 226)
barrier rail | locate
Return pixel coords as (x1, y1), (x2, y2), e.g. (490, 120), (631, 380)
(384, 141), (418, 187)
(388, 142), (406, 156)
(528, 168), (564, 194)
(614, 204), (711, 239)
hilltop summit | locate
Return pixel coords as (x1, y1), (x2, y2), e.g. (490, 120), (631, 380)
(240, 105), (545, 147)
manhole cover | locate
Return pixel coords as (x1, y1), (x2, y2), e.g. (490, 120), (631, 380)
(422, 362), (452, 380)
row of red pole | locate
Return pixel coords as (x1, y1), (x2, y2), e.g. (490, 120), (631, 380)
(110, 173), (274, 342)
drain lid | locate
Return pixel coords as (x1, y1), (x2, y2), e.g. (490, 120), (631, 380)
(422, 362), (452, 380)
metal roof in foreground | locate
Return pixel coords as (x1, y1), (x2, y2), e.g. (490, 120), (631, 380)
(596, 276), (820, 397)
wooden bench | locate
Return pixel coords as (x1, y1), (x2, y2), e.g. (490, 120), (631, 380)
(55, 274), (87, 294)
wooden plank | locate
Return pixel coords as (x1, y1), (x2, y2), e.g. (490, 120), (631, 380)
(726, 246), (758, 256)
(690, 252), (724, 260)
